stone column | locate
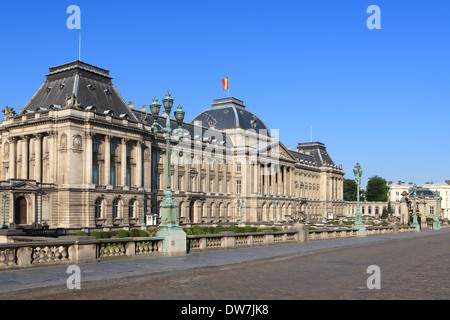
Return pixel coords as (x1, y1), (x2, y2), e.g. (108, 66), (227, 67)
(104, 135), (111, 186)
(136, 141), (143, 188)
(9, 137), (17, 179)
(48, 131), (57, 183)
(21, 135), (29, 179)
(34, 134), (42, 182)
(121, 138), (128, 187)
(85, 132), (94, 185)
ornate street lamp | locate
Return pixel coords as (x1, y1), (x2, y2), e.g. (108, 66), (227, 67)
(141, 195), (146, 226)
(410, 184), (420, 231)
(322, 201), (327, 222)
(433, 190), (441, 230)
(305, 201), (309, 222)
(353, 162), (365, 234)
(1, 193), (7, 229)
(237, 199), (245, 225)
(150, 92), (186, 255)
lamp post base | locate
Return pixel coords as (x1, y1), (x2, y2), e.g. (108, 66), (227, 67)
(156, 226), (186, 256)
(433, 221), (441, 230)
(155, 195), (186, 256)
(353, 211), (365, 236)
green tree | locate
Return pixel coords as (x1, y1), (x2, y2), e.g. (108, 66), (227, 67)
(343, 178), (366, 201)
(343, 179), (357, 201)
(366, 175), (389, 202)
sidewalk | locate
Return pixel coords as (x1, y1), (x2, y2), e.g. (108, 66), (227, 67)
(0, 228), (447, 296)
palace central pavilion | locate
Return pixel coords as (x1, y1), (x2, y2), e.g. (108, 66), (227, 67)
(0, 61), (345, 229)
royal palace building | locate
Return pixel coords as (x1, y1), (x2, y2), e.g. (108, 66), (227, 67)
(0, 61), (345, 229)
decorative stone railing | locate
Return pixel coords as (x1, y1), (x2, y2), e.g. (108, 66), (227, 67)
(0, 225), (418, 269)
(187, 225), (417, 251)
(0, 237), (164, 269)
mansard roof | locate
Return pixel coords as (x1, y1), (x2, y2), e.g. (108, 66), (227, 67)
(18, 60), (138, 121)
(295, 142), (336, 167)
(190, 97), (270, 135)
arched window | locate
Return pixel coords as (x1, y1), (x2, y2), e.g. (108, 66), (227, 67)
(95, 198), (103, 219)
(112, 198), (119, 219)
(129, 200), (135, 218)
(178, 202), (184, 218)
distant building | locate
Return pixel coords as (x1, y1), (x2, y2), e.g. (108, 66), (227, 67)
(421, 181), (450, 220)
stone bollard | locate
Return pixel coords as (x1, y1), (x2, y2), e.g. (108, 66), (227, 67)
(220, 231), (236, 249)
(293, 223), (309, 243)
(16, 246), (33, 266)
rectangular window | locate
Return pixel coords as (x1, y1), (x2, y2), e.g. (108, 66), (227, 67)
(210, 178), (214, 192)
(92, 164), (99, 185)
(126, 167), (131, 187)
(236, 180), (242, 194)
(93, 139), (99, 153)
(236, 162), (241, 172)
(178, 175), (183, 191)
(110, 166), (116, 186)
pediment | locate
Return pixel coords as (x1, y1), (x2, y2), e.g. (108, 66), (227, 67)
(255, 141), (297, 162)
(10, 180), (40, 190)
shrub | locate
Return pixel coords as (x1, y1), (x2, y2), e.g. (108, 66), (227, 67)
(214, 225), (224, 234)
(91, 231), (102, 239)
(101, 231), (114, 238)
(76, 231), (88, 236)
(130, 229), (141, 237)
(184, 228), (193, 235)
(138, 230), (148, 237)
(117, 229), (129, 238)
(228, 225), (238, 233)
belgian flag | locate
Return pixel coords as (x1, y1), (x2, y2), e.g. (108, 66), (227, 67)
(222, 77), (229, 91)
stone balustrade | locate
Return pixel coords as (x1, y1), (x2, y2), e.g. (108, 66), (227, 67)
(0, 225), (418, 269)
(0, 237), (164, 269)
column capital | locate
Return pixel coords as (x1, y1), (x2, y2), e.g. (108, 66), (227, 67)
(21, 135), (30, 142)
(48, 131), (58, 138)
(84, 131), (95, 139)
(8, 136), (18, 143)
(105, 135), (112, 142)
(121, 138), (129, 144)
(33, 133), (43, 140)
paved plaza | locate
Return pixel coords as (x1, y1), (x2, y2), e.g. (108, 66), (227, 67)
(0, 229), (449, 301)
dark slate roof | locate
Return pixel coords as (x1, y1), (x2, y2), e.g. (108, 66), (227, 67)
(295, 142), (336, 167)
(131, 109), (233, 147)
(190, 97), (270, 135)
(409, 188), (436, 198)
(19, 60), (138, 121)
(289, 149), (317, 165)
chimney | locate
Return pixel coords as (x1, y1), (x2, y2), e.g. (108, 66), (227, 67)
(128, 101), (134, 109)
(141, 105), (147, 112)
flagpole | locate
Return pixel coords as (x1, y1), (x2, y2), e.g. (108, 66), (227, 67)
(79, 31), (81, 61)
(228, 76), (230, 97)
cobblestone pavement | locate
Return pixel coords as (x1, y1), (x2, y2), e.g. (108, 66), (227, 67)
(2, 230), (449, 301)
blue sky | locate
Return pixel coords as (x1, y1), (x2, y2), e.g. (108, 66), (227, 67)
(1, 0), (449, 187)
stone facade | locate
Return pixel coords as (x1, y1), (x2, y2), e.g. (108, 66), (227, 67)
(0, 61), (345, 229)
